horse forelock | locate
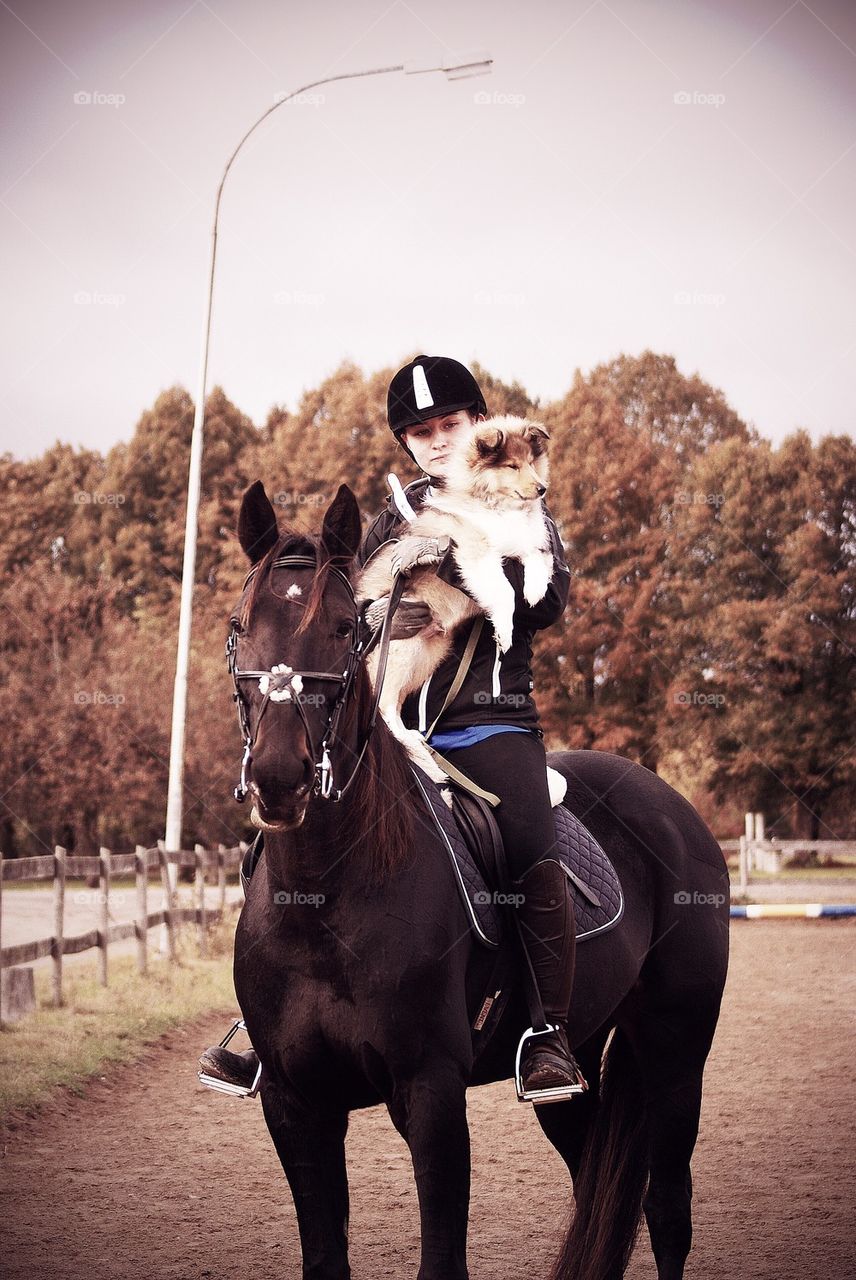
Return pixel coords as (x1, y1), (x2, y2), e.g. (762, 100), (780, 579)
(239, 530), (321, 630)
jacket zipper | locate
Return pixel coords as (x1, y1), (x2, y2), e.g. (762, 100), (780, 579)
(491, 639), (502, 698)
(418, 673), (433, 733)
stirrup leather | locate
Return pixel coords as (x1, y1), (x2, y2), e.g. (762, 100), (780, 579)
(197, 1019), (262, 1098)
(514, 1024), (588, 1105)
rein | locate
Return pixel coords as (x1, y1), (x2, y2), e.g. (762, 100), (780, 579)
(227, 554), (405, 805)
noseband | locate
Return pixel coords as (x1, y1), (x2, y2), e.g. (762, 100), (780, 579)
(227, 554), (403, 806)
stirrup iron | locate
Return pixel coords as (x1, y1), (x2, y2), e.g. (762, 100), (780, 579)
(514, 1024), (588, 1105)
(197, 1018), (262, 1099)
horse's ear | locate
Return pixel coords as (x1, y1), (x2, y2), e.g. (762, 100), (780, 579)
(238, 481), (279, 565)
(320, 484), (362, 566)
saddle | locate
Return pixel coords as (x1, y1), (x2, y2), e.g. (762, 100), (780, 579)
(240, 770), (625, 944)
(409, 765), (624, 949)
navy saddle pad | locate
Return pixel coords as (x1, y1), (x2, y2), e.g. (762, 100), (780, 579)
(410, 767), (624, 949)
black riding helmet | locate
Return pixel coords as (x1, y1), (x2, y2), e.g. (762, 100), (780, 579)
(387, 355), (487, 463)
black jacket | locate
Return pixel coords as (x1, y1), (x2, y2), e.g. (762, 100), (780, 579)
(355, 477), (570, 736)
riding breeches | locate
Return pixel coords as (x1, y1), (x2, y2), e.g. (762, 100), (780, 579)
(439, 731), (559, 879)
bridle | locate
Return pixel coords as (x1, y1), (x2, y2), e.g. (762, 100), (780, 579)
(226, 554), (404, 806)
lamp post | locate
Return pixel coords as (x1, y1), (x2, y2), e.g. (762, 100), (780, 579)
(163, 52), (493, 858)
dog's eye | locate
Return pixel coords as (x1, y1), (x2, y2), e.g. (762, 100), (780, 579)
(508, 463), (520, 471)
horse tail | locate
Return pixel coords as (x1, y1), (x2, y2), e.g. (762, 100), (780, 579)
(550, 1028), (648, 1280)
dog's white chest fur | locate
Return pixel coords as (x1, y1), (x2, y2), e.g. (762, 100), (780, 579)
(429, 494), (548, 556)
(425, 493), (552, 653)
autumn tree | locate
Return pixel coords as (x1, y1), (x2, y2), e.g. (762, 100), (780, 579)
(662, 431), (856, 837)
(76, 385), (259, 612)
(586, 350), (756, 459)
(536, 375), (680, 769)
(1, 357), (851, 853)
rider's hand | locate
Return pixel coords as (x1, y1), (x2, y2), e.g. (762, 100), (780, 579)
(364, 597), (435, 639)
(390, 534), (452, 578)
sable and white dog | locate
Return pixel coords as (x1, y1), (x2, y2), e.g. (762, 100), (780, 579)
(357, 416), (552, 781)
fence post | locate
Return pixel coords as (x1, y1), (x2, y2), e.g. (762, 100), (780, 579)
(0, 850), (4, 1031)
(754, 812), (765, 844)
(194, 843), (207, 957)
(217, 843), (227, 915)
(158, 840), (176, 961)
(135, 845), (148, 975)
(98, 847), (111, 987)
(53, 846), (66, 1006)
(744, 812), (754, 873)
(738, 834), (749, 896)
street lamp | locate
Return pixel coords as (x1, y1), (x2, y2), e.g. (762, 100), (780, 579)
(164, 52), (493, 856)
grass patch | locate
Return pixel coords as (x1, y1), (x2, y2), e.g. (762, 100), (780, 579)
(731, 867), (856, 882)
(0, 914), (238, 1120)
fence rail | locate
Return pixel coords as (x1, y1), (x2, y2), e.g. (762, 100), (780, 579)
(0, 842), (246, 1025)
(721, 814), (856, 894)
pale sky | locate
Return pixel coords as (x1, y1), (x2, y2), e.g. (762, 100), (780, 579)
(1, 0), (854, 459)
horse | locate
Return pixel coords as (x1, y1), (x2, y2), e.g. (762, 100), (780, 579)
(228, 479), (730, 1280)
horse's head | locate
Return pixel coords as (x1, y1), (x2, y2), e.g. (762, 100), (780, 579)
(230, 479), (363, 832)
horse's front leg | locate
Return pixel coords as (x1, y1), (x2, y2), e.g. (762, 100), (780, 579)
(260, 1083), (351, 1280)
(387, 1061), (471, 1280)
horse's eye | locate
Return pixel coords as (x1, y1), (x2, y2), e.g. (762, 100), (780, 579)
(335, 620), (354, 640)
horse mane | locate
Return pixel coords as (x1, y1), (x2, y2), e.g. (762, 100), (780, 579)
(240, 527), (418, 880)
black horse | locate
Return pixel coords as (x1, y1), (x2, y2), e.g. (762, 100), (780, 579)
(229, 481), (729, 1280)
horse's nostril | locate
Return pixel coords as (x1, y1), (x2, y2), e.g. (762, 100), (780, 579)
(251, 755), (314, 805)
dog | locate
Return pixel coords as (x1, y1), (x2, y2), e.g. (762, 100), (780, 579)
(357, 416), (552, 782)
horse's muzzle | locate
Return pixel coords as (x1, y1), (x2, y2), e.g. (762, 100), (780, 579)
(249, 785), (310, 832)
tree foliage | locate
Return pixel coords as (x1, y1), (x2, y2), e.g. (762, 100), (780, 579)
(1, 356), (852, 854)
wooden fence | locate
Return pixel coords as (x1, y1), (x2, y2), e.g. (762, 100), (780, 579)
(0, 842), (246, 1025)
(720, 813), (856, 894)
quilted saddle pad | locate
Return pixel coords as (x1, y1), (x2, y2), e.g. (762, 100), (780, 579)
(410, 767), (624, 949)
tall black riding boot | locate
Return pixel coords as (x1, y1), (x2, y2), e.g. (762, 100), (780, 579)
(513, 857), (588, 1100)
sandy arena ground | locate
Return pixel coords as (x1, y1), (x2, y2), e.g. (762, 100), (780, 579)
(1, 919), (854, 1280)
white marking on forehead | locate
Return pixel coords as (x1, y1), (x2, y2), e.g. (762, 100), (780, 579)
(286, 583), (302, 598)
(412, 364), (434, 410)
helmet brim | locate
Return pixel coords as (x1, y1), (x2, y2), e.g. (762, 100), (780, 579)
(392, 399), (482, 433)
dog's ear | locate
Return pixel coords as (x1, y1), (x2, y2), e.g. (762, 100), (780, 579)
(524, 422), (550, 457)
(476, 426), (505, 458)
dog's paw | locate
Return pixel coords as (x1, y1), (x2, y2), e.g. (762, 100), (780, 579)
(399, 730), (448, 783)
(522, 558), (550, 606)
(493, 622), (514, 654)
(421, 756), (450, 785)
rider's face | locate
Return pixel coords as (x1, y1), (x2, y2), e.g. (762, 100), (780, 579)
(401, 411), (480, 478)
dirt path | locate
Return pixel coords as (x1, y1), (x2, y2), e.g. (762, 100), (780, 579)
(2, 920), (854, 1279)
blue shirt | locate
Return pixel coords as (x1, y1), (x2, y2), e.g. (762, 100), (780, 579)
(427, 724), (531, 752)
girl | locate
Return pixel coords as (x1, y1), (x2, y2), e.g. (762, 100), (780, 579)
(359, 355), (585, 1101)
